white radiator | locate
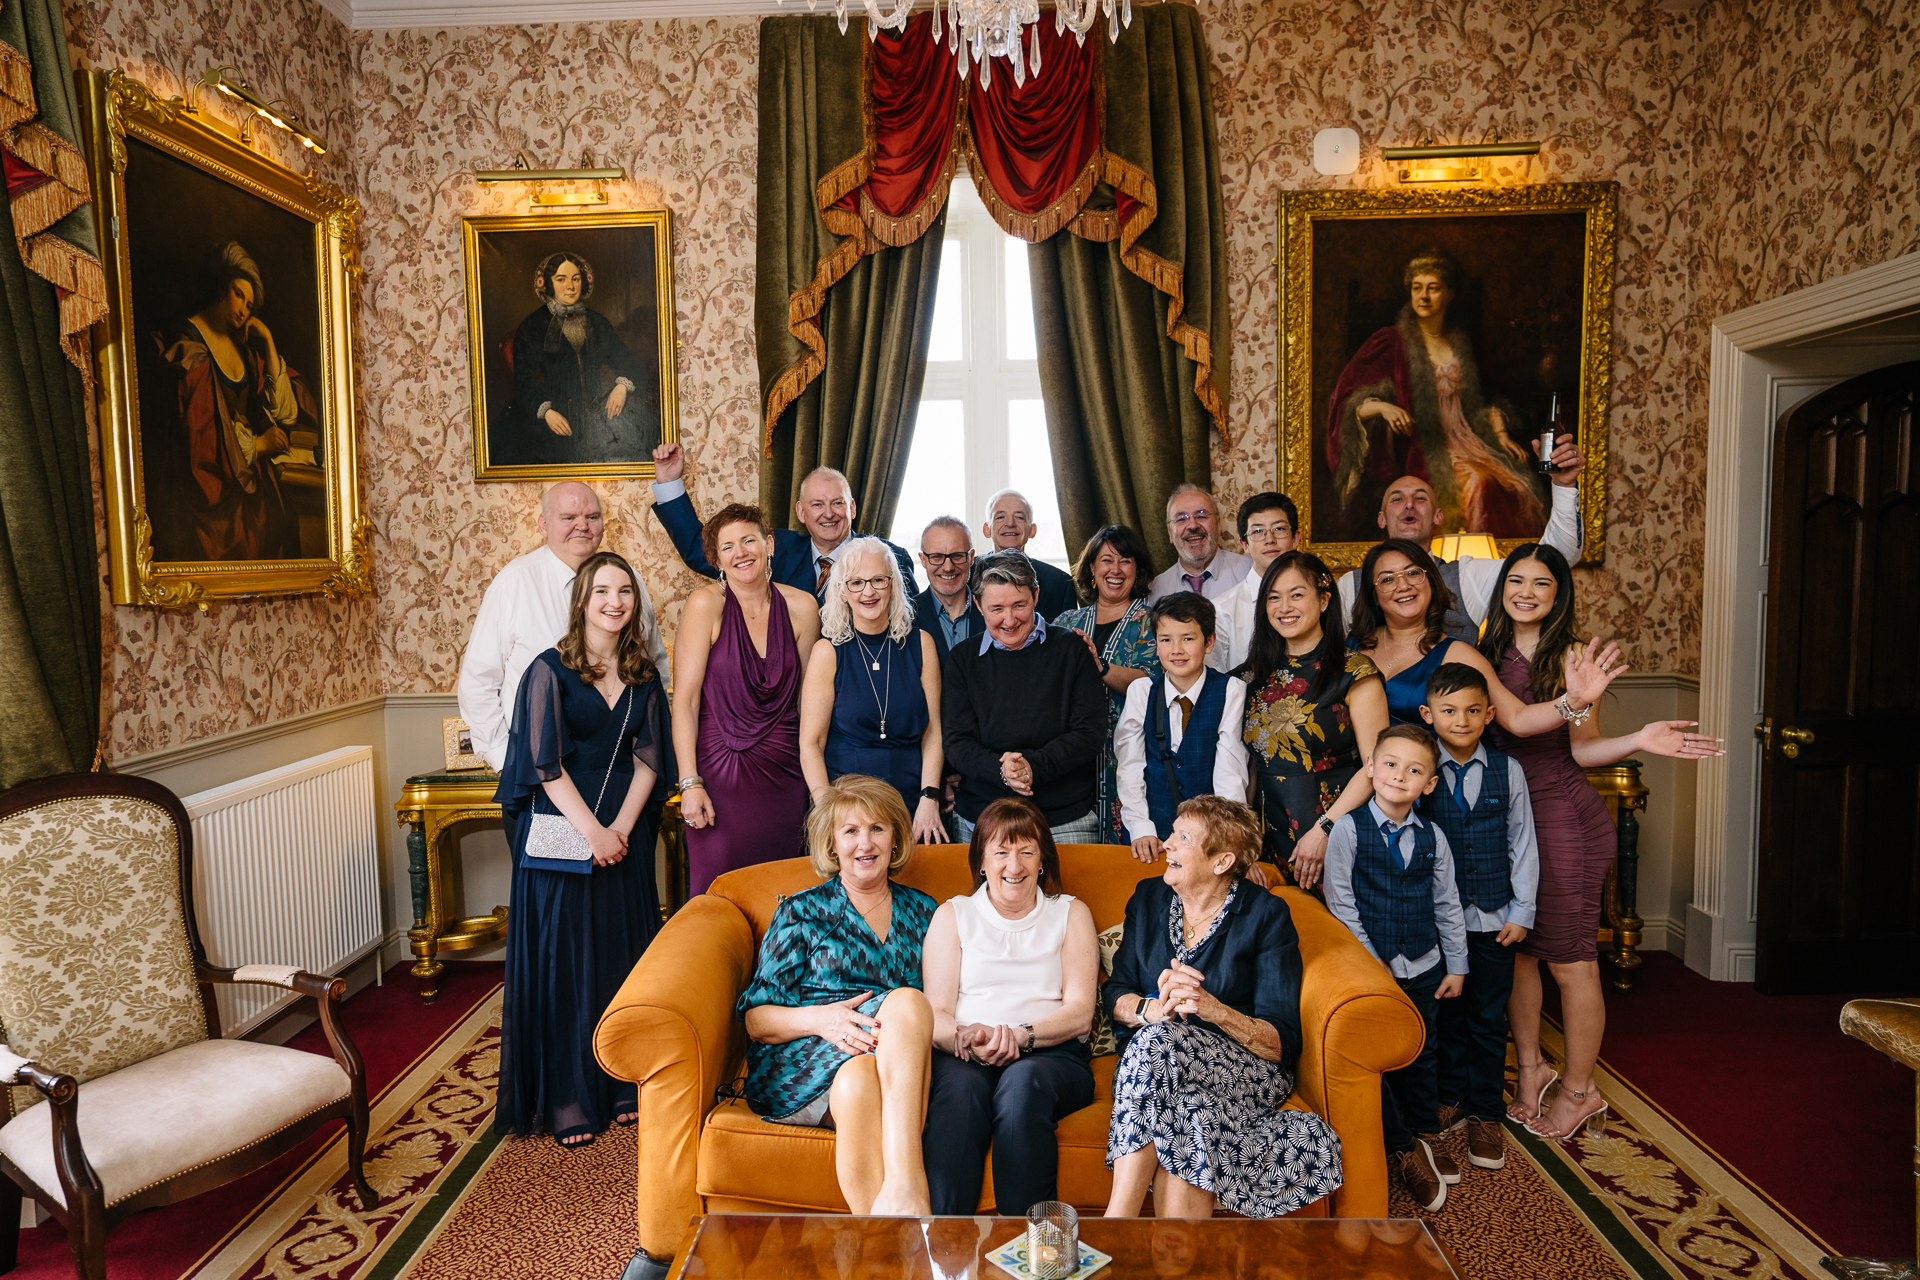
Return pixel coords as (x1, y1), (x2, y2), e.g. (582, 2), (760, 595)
(181, 745), (382, 1037)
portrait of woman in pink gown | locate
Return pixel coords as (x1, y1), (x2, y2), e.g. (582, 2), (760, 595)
(1324, 250), (1548, 538)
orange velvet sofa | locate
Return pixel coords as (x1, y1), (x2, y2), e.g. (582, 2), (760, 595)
(594, 845), (1422, 1262)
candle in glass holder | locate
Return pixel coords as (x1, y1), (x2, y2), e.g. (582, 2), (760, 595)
(1025, 1201), (1077, 1279)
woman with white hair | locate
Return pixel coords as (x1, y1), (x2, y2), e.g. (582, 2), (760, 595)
(801, 537), (948, 842)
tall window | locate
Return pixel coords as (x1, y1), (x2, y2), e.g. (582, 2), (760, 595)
(888, 179), (1067, 586)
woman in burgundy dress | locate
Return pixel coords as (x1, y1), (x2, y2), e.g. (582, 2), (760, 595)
(1481, 544), (1722, 1139)
(672, 503), (821, 894)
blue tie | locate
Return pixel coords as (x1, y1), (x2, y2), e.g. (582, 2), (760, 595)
(1380, 819), (1406, 870)
(1445, 759), (1475, 809)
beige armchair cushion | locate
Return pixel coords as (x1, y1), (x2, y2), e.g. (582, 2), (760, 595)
(0, 1038), (349, 1208)
(0, 797), (209, 1117)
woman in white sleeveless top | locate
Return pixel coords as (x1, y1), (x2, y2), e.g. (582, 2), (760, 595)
(922, 798), (1099, 1214)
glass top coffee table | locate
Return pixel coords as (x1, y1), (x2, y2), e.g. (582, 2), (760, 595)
(669, 1213), (1460, 1278)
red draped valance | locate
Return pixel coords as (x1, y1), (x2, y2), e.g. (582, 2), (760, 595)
(769, 14), (1224, 453)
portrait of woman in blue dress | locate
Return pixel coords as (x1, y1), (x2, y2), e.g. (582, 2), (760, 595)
(494, 550), (672, 1148)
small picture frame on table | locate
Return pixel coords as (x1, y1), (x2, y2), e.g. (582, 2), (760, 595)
(442, 718), (486, 772)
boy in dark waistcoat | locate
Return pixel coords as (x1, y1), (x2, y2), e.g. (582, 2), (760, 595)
(1419, 663), (1539, 1175)
(1324, 723), (1466, 1214)
(1112, 593), (1252, 862)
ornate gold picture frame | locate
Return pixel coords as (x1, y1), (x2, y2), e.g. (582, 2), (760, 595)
(461, 209), (679, 482)
(1277, 183), (1616, 568)
(79, 70), (368, 608)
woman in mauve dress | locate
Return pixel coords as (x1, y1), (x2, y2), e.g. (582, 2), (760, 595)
(1479, 544), (1722, 1141)
(672, 502), (821, 894)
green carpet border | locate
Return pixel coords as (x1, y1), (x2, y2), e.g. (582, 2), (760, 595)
(359, 1125), (508, 1280)
(1505, 1118), (1676, 1279)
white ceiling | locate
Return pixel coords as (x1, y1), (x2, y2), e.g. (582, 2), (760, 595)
(319, 0), (798, 29)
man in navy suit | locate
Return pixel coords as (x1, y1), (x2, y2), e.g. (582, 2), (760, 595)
(649, 443), (915, 597)
(913, 515), (983, 664)
(982, 488), (1078, 620)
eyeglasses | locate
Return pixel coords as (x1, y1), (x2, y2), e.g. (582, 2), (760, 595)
(1169, 511), (1214, 528)
(921, 552), (971, 566)
(1245, 521), (1292, 540)
(843, 576), (892, 594)
(1373, 567), (1429, 589)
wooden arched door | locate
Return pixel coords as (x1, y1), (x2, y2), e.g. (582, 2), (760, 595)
(1754, 361), (1920, 994)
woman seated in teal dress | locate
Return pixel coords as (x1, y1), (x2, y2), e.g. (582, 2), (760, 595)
(1053, 524), (1160, 843)
(1348, 537), (1621, 726)
(738, 775), (938, 1214)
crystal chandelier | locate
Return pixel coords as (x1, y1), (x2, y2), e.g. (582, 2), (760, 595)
(791, 0), (1132, 89)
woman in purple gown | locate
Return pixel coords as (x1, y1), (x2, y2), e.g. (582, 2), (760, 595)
(1479, 544), (1721, 1141)
(672, 503), (821, 894)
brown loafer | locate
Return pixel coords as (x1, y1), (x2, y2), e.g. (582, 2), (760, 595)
(1415, 1132), (1462, 1184)
(1395, 1140), (1448, 1212)
(1466, 1117), (1506, 1169)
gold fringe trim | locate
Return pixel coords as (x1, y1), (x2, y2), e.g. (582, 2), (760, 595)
(0, 42), (36, 136)
(857, 75), (965, 249)
(3, 121), (89, 233)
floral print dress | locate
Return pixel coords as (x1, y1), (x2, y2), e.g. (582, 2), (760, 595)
(1054, 599), (1160, 844)
(1242, 651), (1381, 864)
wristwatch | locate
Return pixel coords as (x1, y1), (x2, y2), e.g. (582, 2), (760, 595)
(1317, 815), (1336, 835)
(1020, 1022), (1036, 1052)
(920, 785), (942, 802)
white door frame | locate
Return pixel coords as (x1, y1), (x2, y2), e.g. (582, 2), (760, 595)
(1688, 250), (1920, 980)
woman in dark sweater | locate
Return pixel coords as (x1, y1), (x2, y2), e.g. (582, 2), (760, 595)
(941, 550), (1109, 843)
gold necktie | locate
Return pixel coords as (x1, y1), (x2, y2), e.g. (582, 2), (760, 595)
(815, 556), (832, 593)
(1174, 694), (1193, 732)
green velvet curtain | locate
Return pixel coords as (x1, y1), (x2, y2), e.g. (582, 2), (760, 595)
(0, 182), (101, 786)
(1031, 3), (1227, 575)
(755, 15), (946, 537)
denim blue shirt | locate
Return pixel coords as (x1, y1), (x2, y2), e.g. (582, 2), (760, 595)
(979, 610), (1048, 655)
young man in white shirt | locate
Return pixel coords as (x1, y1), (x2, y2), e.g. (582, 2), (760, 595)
(1213, 492), (1299, 674)
(1144, 485), (1252, 606)
(1113, 593), (1251, 862)
(456, 481), (668, 772)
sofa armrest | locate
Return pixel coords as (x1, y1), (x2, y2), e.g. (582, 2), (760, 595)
(594, 895), (755, 1261)
(1281, 888), (1423, 1218)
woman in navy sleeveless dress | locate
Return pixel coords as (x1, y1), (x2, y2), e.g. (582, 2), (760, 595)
(672, 504), (821, 895)
(800, 539), (948, 841)
(494, 552), (671, 1147)
(1479, 544), (1721, 1141)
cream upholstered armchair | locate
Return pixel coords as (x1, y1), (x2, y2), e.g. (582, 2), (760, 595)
(0, 772), (377, 1280)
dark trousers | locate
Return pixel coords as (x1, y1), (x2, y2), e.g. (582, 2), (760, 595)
(1438, 929), (1517, 1122)
(1380, 960), (1444, 1155)
(923, 1039), (1095, 1215)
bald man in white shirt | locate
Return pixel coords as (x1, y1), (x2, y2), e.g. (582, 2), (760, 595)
(456, 481), (669, 772)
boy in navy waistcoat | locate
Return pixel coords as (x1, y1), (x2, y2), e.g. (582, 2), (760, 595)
(1324, 723), (1466, 1213)
(1113, 592), (1252, 862)
(1418, 662), (1538, 1175)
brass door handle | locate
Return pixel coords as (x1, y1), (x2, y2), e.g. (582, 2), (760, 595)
(1779, 725), (1814, 758)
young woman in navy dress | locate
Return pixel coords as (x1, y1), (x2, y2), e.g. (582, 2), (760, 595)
(494, 550), (671, 1148)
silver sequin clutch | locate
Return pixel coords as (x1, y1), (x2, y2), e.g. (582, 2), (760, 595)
(522, 688), (631, 864)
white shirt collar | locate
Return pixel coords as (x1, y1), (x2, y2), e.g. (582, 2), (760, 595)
(537, 544), (581, 585)
(811, 539), (846, 565)
(1367, 798), (1424, 832)
(1442, 742), (1491, 772)
(1163, 669), (1208, 706)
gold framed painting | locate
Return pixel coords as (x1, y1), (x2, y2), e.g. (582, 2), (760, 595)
(1277, 182), (1616, 568)
(461, 209), (679, 482)
(79, 70), (370, 608)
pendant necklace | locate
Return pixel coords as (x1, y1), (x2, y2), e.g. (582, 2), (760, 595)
(854, 630), (893, 739)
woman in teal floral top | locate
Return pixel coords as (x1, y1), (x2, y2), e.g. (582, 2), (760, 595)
(1237, 552), (1387, 890)
(739, 775), (938, 1214)
(1052, 525), (1161, 844)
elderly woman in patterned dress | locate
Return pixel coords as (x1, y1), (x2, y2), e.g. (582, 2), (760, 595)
(1102, 795), (1342, 1219)
(737, 775), (938, 1214)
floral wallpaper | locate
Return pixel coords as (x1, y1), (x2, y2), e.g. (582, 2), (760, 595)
(63, 0), (1920, 757)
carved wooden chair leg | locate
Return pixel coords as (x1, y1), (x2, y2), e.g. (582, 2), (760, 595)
(64, 1184), (106, 1280)
(346, 1085), (378, 1211)
(0, 1177), (20, 1274)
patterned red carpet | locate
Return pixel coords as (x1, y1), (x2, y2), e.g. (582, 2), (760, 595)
(1545, 949), (1916, 1258)
(7, 961), (503, 1280)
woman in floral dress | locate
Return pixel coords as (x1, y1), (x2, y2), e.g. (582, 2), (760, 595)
(1236, 551), (1387, 890)
(1053, 524), (1160, 843)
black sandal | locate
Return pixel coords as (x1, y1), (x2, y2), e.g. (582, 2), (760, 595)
(614, 1102), (639, 1128)
(553, 1126), (597, 1151)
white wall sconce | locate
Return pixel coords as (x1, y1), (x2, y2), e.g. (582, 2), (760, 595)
(473, 151), (625, 207)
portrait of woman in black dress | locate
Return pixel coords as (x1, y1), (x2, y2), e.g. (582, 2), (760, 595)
(505, 250), (657, 465)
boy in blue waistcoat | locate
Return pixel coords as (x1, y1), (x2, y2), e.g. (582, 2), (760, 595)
(1419, 662), (1538, 1174)
(1324, 723), (1466, 1213)
(1113, 592), (1252, 863)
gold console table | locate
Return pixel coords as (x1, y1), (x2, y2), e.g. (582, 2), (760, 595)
(395, 769), (687, 1003)
(1584, 759), (1650, 991)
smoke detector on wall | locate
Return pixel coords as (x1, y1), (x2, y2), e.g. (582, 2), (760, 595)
(1313, 128), (1361, 176)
